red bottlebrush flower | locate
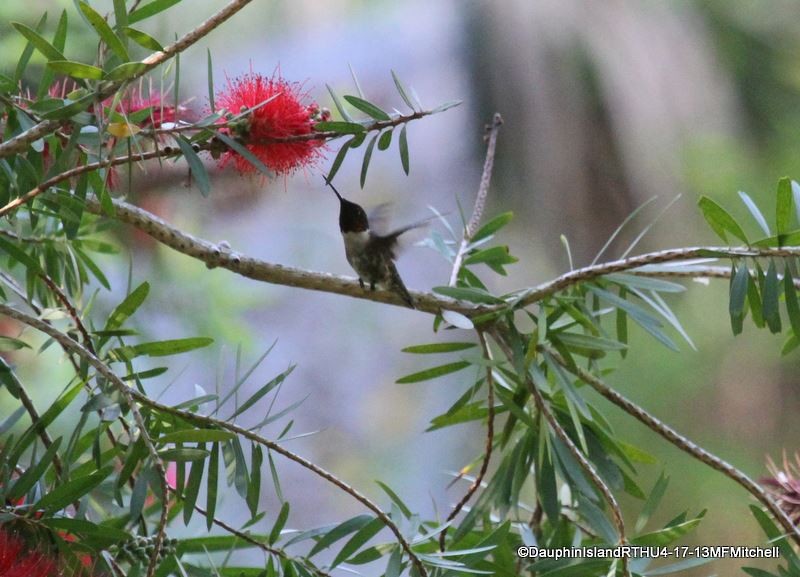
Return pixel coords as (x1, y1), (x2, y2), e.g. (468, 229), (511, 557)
(761, 452), (800, 525)
(0, 528), (56, 577)
(215, 71), (325, 176)
(113, 89), (183, 129)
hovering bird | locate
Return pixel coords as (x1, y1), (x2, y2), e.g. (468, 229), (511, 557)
(328, 181), (430, 308)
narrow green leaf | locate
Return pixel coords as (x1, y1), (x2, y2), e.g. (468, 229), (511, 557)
(206, 442), (219, 530)
(749, 504), (800, 566)
(309, 515), (374, 557)
(313, 121), (365, 133)
(386, 547), (402, 577)
(326, 84), (353, 122)
(174, 135), (211, 196)
(0, 337), (31, 352)
(631, 517), (703, 546)
(122, 26), (163, 51)
(762, 260), (782, 333)
(228, 365), (295, 419)
(157, 448), (210, 462)
(556, 332), (627, 352)
(128, 0), (181, 24)
(463, 245), (518, 268)
(0, 408), (25, 435)
(391, 70), (416, 111)
(47, 60), (104, 80)
(129, 469), (149, 520)
(40, 11), (69, 103)
(326, 139), (352, 183)
(697, 196), (749, 244)
(433, 285), (504, 304)
(402, 342), (477, 354)
(606, 273), (685, 293)
(398, 125), (409, 175)
(427, 401), (490, 431)
(785, 268), (800, 339)
(42, 93), (96, 120)
(748, 264), (765, 328)
(432, 100), (462, 113)
(634, 473), (669, 533)
(34, 466), (113, 513)
(268, 501), (290, 545)
(776, 177), (793, 239)
(122, 367), (168, 381)
(7, 438), (63, 502)
(214, 131), (271, 176)
(183, 443), (206, 525)
(206, 48), (215, 113)
(132, 337), (214, 357)
(575, 494), (618, 545)
(104, 62), (148, 81)
(396, 361), (470, 384)
(11, 21), (66, 61)
(268, 451), (283, 501)
(359, 133), (378, 188)
(332, 517), (383, 567)
(589, 286), (678, 351)
(247, 444), (263, 520)
(104, 281), (149, 332)
(79, 1), (130, 62)
(729, 263), (749, 336)
(378, 130), (393, 151)
(113, 0), (128, 28)
(14, 14), (47, 84)
(344, 95), (391, 121)
(375, 481), (411, 518)
(0, 235), (42, 273)
(159, 430), (234, 444)
(738, 191), (770, 236)
(471, 212), (514, 243)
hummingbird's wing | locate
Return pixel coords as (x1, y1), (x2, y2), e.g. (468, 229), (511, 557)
(371, 214), (439, 259)
(367, 203), (393, 236)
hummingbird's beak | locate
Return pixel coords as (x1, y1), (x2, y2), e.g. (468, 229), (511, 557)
(324, 179), (343, 202)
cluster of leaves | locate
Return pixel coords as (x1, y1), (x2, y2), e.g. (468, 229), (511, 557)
(700, 178), (800, 353)
(320, 69), (460, 187)
(398, 208), (720, 576)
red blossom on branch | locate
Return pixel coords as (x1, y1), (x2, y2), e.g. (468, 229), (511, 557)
(0, 528), (56, 577)
(762, 452), (800, 525)
(215, 71), (325, 176)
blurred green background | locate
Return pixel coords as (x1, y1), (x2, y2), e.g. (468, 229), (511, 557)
(3, 1), (800, 574)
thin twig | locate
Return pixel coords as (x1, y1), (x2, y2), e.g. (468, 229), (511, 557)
(0, 361), (63, 479)
(38, 274), (95, 355)
(492, 333), (630, 577)
(438, 330), (495, 551)
(513, 246), (800, 309)
(448, 113), (503, 287)
(0, 0), (254, 160)
(0, 304), (429, 577)
(542, 344), (800, 547)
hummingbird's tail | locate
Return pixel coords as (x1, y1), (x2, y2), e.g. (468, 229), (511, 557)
(388, 263), (415, 309)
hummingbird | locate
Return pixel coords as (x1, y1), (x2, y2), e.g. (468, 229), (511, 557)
(327, 181), (424, 308)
